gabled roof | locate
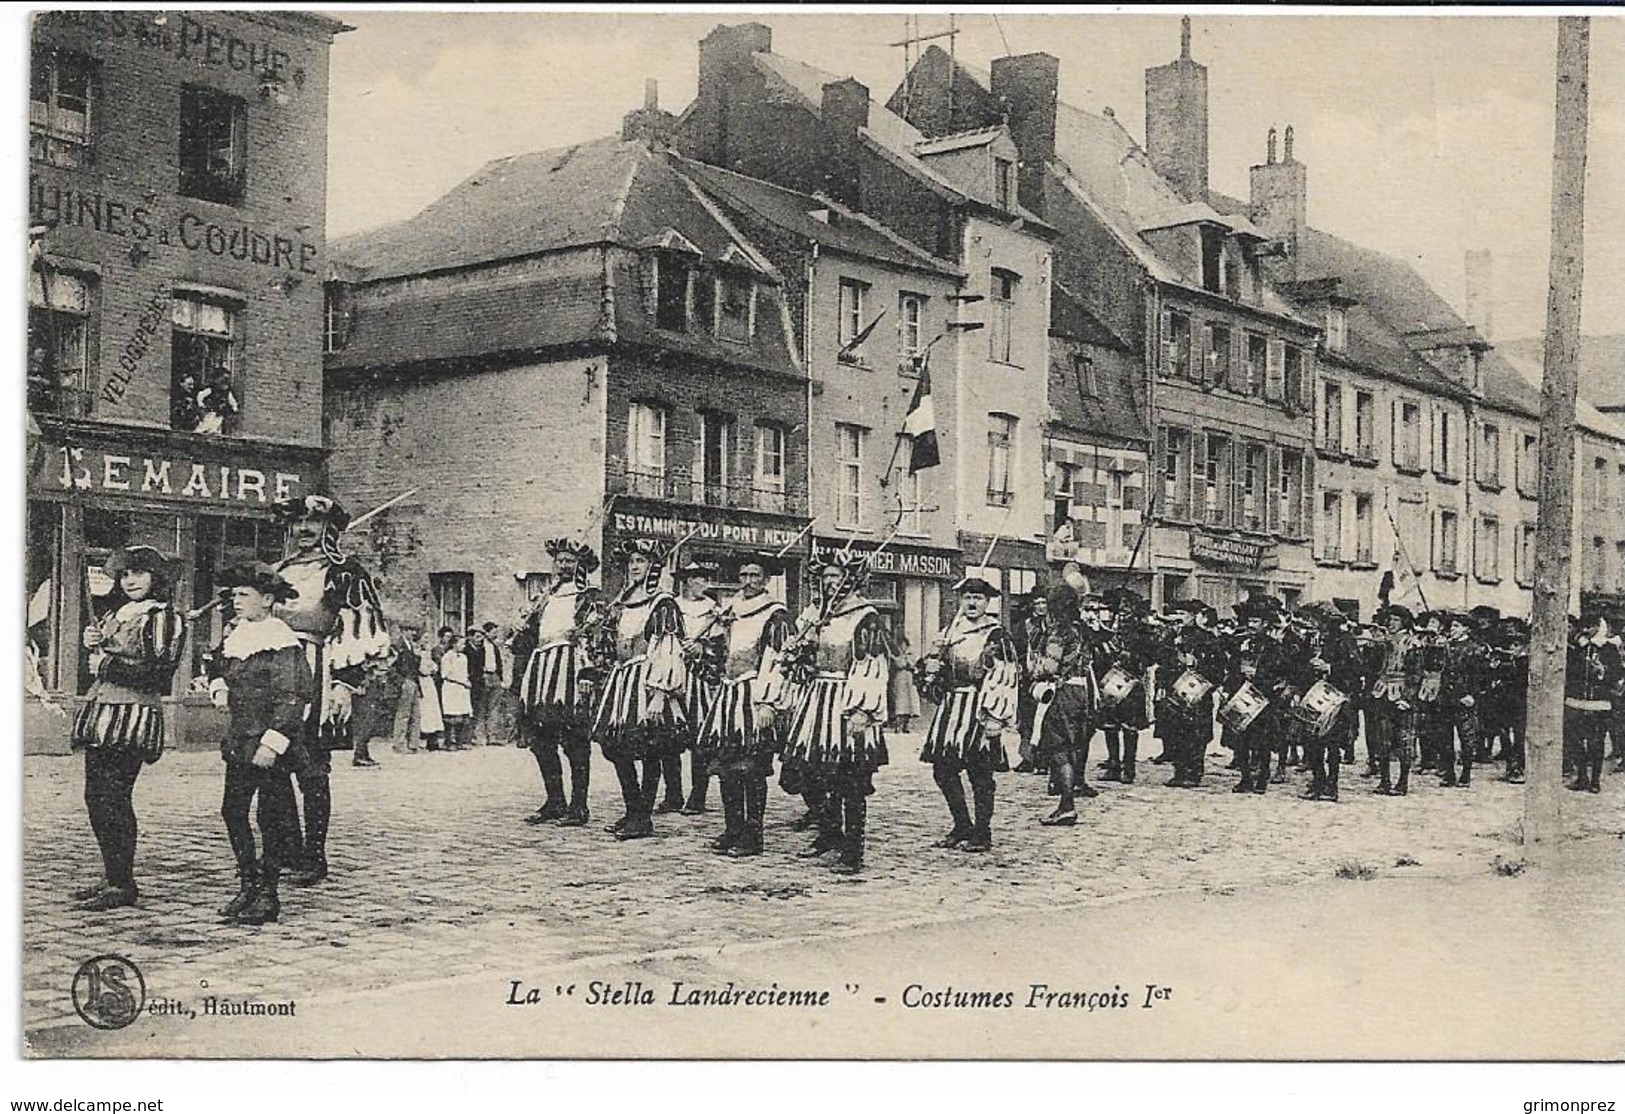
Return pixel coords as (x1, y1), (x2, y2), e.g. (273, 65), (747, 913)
(1492, 346), (1625, 441)
(753, 51), (1054, 232)
(330, 136), (766, 282)
(670, 155), (962, 279)
(1498, 334), (1625, 414)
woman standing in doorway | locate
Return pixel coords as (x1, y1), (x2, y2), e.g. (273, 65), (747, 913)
(70, 545), (187, 912)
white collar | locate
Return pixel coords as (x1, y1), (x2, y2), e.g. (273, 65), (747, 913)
(729, 593), (782, 620)
(114, 599), (165, 623)
(222, 616), (303, 660)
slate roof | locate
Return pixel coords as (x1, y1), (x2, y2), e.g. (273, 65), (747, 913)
(1050, 281), (1150, 446)
(327, 136), (801, 378)
(1498, 334), (1625, 414)
(670, 156), (962, 278)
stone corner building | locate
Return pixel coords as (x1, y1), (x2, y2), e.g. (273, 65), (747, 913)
(323, 132), (813, 630)
(26, 10), (347, 750)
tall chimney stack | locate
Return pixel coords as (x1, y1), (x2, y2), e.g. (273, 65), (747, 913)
(1249, 125), (1308, 280)
(820, 77), (870, 210)
(1144, 15), (1209, 203)
(990, 52), (1059, 217)
(1465, 249), (1494, 342)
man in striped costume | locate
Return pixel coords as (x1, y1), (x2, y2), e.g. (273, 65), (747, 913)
(782, 551), (893, 875)
(672, 559), (725, 816)
(272, 495), (390, 887)
(696, 557), (794, 857)
(917, 577), (1019, 853)
(512, 539), (603, 827)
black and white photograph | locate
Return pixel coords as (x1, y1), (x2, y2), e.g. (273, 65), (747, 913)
(9, 1), (1625, 1092)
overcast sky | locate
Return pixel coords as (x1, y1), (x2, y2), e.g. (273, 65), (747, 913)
(322, 9), (1624, 343)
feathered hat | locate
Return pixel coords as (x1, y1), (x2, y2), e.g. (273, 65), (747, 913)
(274, 494), (352, 563)
(218, 561), (299, 602)
(613, 538), (670, 594)
(807, 547), (872, 598)
(545, 538), (599, 589)
(103, 544), (174, 593)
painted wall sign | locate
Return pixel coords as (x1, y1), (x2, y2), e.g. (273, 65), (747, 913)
(612, 511), (805, 554)
(101, 289), (170, 406)
(812, 538), (961, 581)
(39, 12), (295, 81)
(30, 176), (322, 275)
(39, 443), (304, 508)
(1190, 531), (1279, 571)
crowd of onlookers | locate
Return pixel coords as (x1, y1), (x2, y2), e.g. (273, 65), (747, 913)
(352, 621), (518, 764)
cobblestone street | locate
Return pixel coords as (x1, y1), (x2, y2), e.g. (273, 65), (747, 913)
(23, 736), (1624, 1053)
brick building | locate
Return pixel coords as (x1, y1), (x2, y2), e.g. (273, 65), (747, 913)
(678, 24), (1058, 608)
(25, 11), (347, 742)
(672, 155), (968, 649)
(323, 130), (812, 629)
(893, 32), (1319, 610)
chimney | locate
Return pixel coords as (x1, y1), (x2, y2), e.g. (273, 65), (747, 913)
(820, 77), (869, 210)
(1465, 249), (1494, 342)
(621, 78), (677, 145)
(990, 52), (1059, 217)
(1144, 15), (1209, 202)
(692, 23), (773, 165)
(1249, 125), (1308, 280)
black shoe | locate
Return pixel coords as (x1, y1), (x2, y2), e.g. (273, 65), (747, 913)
(1587, 782), (1602, 794)
(1300, 788), (1322, 800)
(556, 808), (590, 828)
(1232, 781), (1252, 794)
(1013, 760), (1036, 773)
(653, 797), (684, 815)
(69, 880), (108, 902)
(829, 856), (864, 875)
(79, 885), (138, 912)
(679, 800), (709, 816)
(526, 801), (567, 824)
(710, 831), (740, 854)
(1076, 784), (1099, 799)
(798, 837), (841, 859)
(1167, 776), (1191, 788)
(1568, 780), (1591, 792)
(726, 841), (764, 859)
(1149, 753), (1169, 764)
(934, 827), (973, 850)
(234, 888), (280, 925)
(1250, 782), (1267, 795)
(352, 757), (380, 768)
(960, 833), (992, 853)
(605, 816), (629, 834)
(290, 858), (328, 887)
(1040, 809), (1077, 827)
(219, 880), (259, 920)
(614, 816), (654, 840)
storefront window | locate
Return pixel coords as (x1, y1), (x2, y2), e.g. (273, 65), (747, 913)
(26, 504), (62, 690)
(79, 508), (184, 692)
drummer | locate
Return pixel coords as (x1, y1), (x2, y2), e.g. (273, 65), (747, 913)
(1221, 595), (1286, 794)
(1155, 602), (1224, 788)
(1298, 604), (1361, 802)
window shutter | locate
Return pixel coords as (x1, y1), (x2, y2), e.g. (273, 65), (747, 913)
(1429, 509), (1439, 571)
(1189, 430), (1206, 520)
(1302, 453), (1315, 540)
(1193, 324), (1208, 385)
(1266, 446), (1281, 533)
(1159, 310), (1173, 375)
(1265, 339), (1285, 401)
(1229, 443), (1245, 530)
(1391, 399), (1402, 466)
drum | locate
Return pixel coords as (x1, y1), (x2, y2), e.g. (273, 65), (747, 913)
(1218, 681), (1269, 734)
(1171, 669), (1214, 710)
(1296, 679), (1348, 737)
(1098, 666), (1137, 707)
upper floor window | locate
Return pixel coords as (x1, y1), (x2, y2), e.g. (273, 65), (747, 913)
(1074, 352), (1098, 399)
(1241, 442), (1267, 530)
(1199, 226), (1226, 294)
(755, 424), (786, 511)
(429, 573), (474, 639)
(1476, 515), (1501, 582)
(1206, 323), (1232, 387)
(323, 287), (347, 354)
(1589, 455), (1611, 508)
(1325, 306), (1348, 353)
(1436, 509), (1460, 575)
(989, 270), (1018, 364)
(1354, 493), (1375, 564)
(1161, 310), (1192, 379)
(987, 414), (1016, 507)
(30, 50), (95, 168)
(1283, 344), (1308, 408)
(716, 272), (755, 343)
(27, 268), (93, 417)
(1162, 427), (1192, 521)
(1319, 490), (1344, 562)
(179, 85), (247, 205)
(655, 254), (694, 333)
(899, 292), (926, 361)
(1278, 448), (1307, 536)
(1203, 434), (1232, 528)
(1433, 408), (1455, 477)
(1478, 422), (1501, 486)
(1517, 432), (1538, 496)
(835, 423), (866, 528)
(627, 401), (668, 491)
(1243, 332), (1268, 397)
(171, 294), (240, 434)
(838, 278), (870, 363)
(1395, 400), (1423, 470)
(1354, 390), (1376, 458)
(1320, 381), (1344, 452)
(993, 157), (1014, 211)
(698, 410), (735, 505)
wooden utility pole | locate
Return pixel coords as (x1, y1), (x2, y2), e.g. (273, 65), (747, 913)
(1524, 16), (1590, 868)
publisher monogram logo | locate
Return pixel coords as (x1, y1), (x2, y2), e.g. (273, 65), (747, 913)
(71, 954), (146, 1030)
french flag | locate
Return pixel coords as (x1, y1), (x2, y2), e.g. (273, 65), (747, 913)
(901, 365), (940, 473)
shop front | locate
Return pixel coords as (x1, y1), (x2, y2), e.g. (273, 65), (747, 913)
(603, 497), (813, 606)
(812, 535), (963, 651)
(1154, 527), (1310, 613)
(26, 415), (323, 752)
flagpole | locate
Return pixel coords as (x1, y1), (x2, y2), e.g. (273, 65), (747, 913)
(1381, 488), (1430, 610)
(882, 348), (929, 487)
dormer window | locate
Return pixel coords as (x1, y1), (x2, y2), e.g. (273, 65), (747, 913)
(655, 254), (692, 332)
(716, 271), (755, 343)
(1325, 306), (1348, 352)
(1200, 226), (1225, 294)
(994, 157), (1014, 211)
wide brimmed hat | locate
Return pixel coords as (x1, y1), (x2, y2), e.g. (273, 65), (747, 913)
(676, 558), (720, 582)
(1375, 603), (1414, 627)
(809, 547), (872, 576)
(104, 544), (173, 585)
(1234, 594), (1284, 621)
(1102, 587), (1148, 615)
(545, 538), (600, 576)
(218, 561), (298, 602)
(273, 494), (351, 530)
(730, 554), (781, 578)
(1295, 600), (1348, 628)
(952, 576), (999, 597)
(613, 539), (670, 566)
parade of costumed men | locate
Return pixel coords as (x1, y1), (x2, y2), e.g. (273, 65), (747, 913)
(780, 548), (894, 875)
(208, 563), (315, 926)
(270, 494), (391, 886)
(69, 545), (188, 912)
(512, 538), (606, 827)
(1091, 588), (1158, 784)
(1153, 600), (1227, 791)
(1291, 602), (1363, 803)
(915, 575), (1020, 852)
(592, 539), (688, 840)
(1565, 611), (1623, 794)
(694, 556), (795, 857)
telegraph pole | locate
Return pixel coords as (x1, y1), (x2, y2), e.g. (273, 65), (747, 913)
(1524, 16), (1590, 869)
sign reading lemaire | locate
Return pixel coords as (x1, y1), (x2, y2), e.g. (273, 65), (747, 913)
(1190, 530), (1279, 571)
(35, 441), (308, 508)
(813, 537), (961, 581)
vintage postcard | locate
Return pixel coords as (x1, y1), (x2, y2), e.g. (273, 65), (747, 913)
(15, 6), (1624, 1067)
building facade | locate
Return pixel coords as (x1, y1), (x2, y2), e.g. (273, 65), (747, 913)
(26, 11), (346, 744)
(323, 133), (812, 629)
